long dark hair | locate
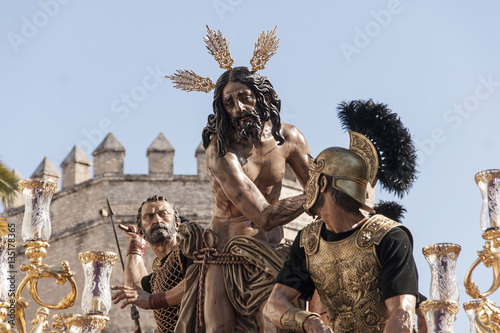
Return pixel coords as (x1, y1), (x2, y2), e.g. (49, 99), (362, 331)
(202, 67), (284, 157)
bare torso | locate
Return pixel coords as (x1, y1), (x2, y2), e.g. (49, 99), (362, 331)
(207, 122), (310, 249)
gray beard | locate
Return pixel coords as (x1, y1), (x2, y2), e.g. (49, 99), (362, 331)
(144, 223), (176, 246)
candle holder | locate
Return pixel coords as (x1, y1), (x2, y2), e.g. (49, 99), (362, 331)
(14, 179), (78, 333)
(464, 169), (500, 332)
(475, 170), (500, 232)
(419, 300), (459, 333)
(423, 243), (461, 302)
(10, 179), (120, 332)
(420, 243), (461, 332)
(20, 179), (57, 242)
(79, 251), (117, 316)
(464, 300), (481, 333)
(43, 251), (117, 333)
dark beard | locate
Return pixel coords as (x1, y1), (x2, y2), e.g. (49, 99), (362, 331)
(308, 192), (325, 217)
(231, 108), (263, 141)
(144, 223), (176, 245)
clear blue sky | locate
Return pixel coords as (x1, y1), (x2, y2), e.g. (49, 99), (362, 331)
(2, 0), (500, 329)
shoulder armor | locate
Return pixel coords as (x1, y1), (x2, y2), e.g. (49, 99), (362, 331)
(300, 219), (323, 255)
(357, 214), (402, 248)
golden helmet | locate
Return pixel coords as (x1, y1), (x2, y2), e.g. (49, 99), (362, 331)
(304, 132), (378, 215)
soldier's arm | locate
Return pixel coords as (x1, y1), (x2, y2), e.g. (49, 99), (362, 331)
(264, 284), (331, 333)
(383, 294), (416, 333)
(207, 144), (305, 230)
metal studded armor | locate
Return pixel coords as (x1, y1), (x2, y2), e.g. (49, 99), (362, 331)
(300, 215), (402, 332)
(151, 246), (184, 333)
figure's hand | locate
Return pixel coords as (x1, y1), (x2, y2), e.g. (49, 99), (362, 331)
(122, 225), (145, 243)
(303, 316), (332, 333)
(111, 284), (151, 310)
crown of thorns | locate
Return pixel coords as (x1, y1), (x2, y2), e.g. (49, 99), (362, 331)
(166, 25), (279, 93)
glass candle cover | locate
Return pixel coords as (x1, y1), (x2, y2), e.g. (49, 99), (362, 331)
(79, 251), (117, 316)
(422, 243), (461, 303)
(20, 179), (57, 242)
(463, 300), (480, 333)
(475, 169), (500, 232)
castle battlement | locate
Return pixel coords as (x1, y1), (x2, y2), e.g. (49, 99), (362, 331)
(6, 132), (212, 211)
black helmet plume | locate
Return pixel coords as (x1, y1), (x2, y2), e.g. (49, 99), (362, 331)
(337, 99), (417, 198)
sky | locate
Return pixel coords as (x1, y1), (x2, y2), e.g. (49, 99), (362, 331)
(2, 0), (500, 329)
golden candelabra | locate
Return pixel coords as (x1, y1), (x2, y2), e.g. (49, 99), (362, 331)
(464, 169), (500, 332)
(0, 179), (117, 333)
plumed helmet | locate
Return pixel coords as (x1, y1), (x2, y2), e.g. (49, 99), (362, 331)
(304, 132), (378, 215)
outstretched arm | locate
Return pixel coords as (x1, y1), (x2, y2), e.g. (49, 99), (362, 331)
(207, 145), (306, 231)
(111, 280), (185, 310)
(264, 284), (331, 333)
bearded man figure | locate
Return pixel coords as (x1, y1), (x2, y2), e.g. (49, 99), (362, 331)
(168, 27), (311, 332)
(202, 66), (310, 247)
(173, 65), (310, 333)
(112, 195), (193, 333)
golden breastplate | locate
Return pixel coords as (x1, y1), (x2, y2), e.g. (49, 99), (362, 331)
(301, 215), (400, 332)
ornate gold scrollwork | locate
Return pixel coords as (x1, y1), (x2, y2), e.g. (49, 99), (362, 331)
(473, 298), (500, 333)
(29, 307), (49, 333)
(465, 230), (500, 332)
(465, 230), (500, 299)
(0, 302), (12, 332)
(52, 313), (109, 332)
(419, 300), (460, 315)
(15, 241), (78, 333)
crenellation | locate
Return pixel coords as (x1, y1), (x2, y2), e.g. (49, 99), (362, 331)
(30, 156), (61, 187)
(92, 133), (125, 176)
(147, 133), (174, 175)
(60, 145), (92, 189)
(195, 141), (207, 177)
